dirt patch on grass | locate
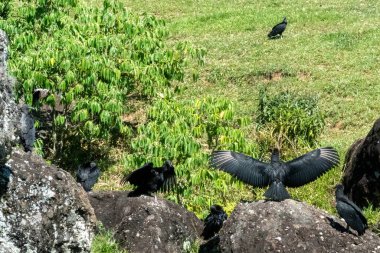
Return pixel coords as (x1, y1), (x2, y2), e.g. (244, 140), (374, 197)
(267, 71), (283, 81)
(122, 108), (147, 126)
(297, 71), (312, 81)
(331, 121), (345, 131)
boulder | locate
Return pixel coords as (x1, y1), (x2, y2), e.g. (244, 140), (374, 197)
(88, 191), (203, 253)
(217, 200), (380, 253)
(0, 149), (97, 252)
(0, 30), (20, 165)
(342, 118), (380, 207)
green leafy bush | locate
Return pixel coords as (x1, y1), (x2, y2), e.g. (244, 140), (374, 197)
(0, 0), (11, 19)
(0, 0), (204, 166)
(257, 88), (325, 148)
(124, 96), (257, 217)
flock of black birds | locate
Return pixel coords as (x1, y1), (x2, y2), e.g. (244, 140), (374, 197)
(72, 145), (367, 238)
(0, 17), (368, 243)
(0, 143), (367, 238)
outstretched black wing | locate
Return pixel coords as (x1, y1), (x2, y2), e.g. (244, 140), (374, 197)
(121, 162), (154, 186)
(210, 151), (270, 187)
(284, 147), (339, 187)
(159, 160), (177, 192)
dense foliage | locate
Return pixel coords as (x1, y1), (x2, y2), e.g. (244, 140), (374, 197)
(0, 0), (205, 166)
(0, 0), (11, 19)
(257, 88), (325, 148)
(124, 97), (257, 216)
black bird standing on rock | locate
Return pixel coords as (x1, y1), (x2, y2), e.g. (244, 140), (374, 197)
(122, 160), (176, 197)
(76, 162), (101, 192)
(210, 147), (339, 201)
(335, 184), (368, 236)
(268, 17), (287, 39)
(201, 204), (228, 240)
(0, 165), (13, 197)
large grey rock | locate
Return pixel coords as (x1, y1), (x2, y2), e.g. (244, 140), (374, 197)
(0, 30), (20, 165)
(218, 200), (380, 253)
(89, 191), (203, 253)
(0, 149), (97, 252)
(342, 118), (380, 207)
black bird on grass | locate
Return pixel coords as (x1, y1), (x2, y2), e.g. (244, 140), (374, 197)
(122, 160), (176, 197)
(335, 184), (368, 236)
(0, 166), (13, 197)
(76, 162), (101, 192)
(210, 147), (339, 201)
(268, 17), (287, 39)
(201, 205), (228, 240)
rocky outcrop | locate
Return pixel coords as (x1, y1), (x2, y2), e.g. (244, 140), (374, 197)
(88, 191), (203, 253)
(0, 149), (97, 252)
(343, 118), (380, 207)
(0, 30), (20, 165)
(217, 200), (380, 253)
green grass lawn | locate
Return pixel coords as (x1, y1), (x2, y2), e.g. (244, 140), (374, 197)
(85, 0), (380, 251)
(120, 0), (380, 143)
(95, 0), (380, 216)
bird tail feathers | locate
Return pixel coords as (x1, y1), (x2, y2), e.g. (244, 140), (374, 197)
(264, 181), (290, 201)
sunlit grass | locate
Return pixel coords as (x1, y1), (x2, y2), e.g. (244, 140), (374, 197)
(91, 228), (127, 253)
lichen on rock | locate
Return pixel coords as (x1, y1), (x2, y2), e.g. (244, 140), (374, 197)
(0, 150), (97, 252)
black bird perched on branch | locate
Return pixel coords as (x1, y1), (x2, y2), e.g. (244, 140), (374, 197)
(268, 17), (287, 39)
(122, 160), (176, 197)
(335, 184), (368, 236)
(76, 162), (101, 192)
(201, 204), (228, 240)
(210, 147), (339, 201)
(0, 165), (13, 197)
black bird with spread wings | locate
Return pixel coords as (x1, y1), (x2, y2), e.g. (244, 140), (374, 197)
(201, 204), (228, 240)
(210, 147), (339, 201)
(76, 162), (101, 192)
(335, 184), (368, 236)
(122, 160), (176, 197)
(268, 17), (287, 39)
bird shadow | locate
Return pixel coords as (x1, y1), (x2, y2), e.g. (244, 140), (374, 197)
(268, 36), (283, 40)
(326, 217), (355, 235)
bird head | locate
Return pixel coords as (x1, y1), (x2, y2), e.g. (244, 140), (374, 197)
(270, 148), (280, 162)
(283, 17), (287, 23)
(210, 204), (225, 213)
(163, 160), (174, 170)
